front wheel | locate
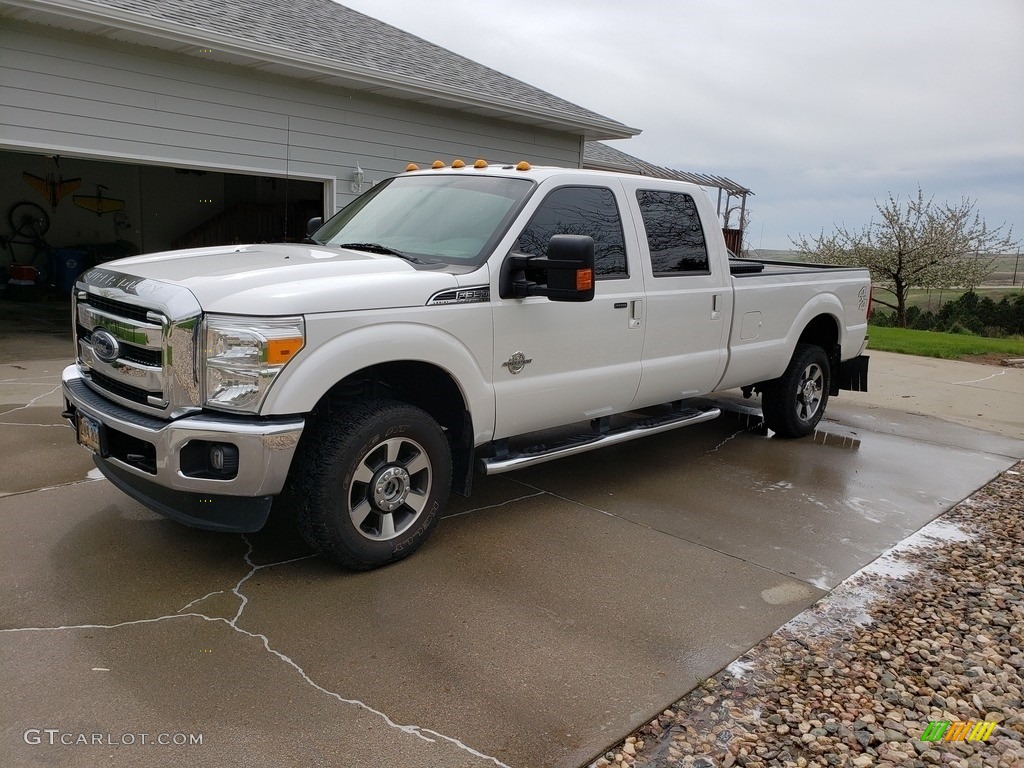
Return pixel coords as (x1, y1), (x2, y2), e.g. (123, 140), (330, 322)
(761, 343), (830, 438)
(293, 399), (452, 570)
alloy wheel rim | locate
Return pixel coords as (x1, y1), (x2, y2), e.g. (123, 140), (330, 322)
(796, 363), (824, 422)
(348, 436), (432, 541)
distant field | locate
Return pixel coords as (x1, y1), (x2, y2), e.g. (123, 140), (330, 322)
(867, 327), (1024, 360)
(893, 286), (1022, 312)
(746, 250), (1024, 291)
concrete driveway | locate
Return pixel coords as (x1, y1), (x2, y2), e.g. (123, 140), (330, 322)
(2, 347), (1023, 768)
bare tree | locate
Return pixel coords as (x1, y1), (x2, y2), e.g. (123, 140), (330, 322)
(792, 188), (1018, 327)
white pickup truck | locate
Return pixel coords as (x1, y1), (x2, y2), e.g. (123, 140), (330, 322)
(63, 162), (870, 569)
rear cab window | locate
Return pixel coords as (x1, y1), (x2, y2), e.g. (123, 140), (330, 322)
(635, 190), (710, 276)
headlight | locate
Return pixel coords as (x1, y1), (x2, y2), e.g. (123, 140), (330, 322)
(202, 315), (304, 413)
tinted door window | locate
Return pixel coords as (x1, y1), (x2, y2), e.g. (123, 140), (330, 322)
(515, 186), (627, 278)
(636, 190), (710, 275)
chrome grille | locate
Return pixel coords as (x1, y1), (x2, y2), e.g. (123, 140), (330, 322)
(77, 326), (162, 367)
(75, 268), (203, 418)
(88, 369), (153, 406)
(79, 293), (153, 323)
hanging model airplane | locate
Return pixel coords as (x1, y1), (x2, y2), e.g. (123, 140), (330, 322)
(23, 171), (82, 210)
(73, 184), (126, 216)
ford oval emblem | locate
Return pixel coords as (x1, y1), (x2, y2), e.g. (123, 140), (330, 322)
(92, 328), (121, 363)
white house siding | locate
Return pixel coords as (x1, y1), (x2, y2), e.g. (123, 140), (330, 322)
(0, 21), (584, 215)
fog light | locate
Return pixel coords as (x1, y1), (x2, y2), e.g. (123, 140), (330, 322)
(210, 444), (239, 475)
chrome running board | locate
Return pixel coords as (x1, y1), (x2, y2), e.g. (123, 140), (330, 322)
(480, 407), (721, 475)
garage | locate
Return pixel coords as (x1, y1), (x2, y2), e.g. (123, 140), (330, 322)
(1, 0), (635, 310)
(1, 149), (324, 302)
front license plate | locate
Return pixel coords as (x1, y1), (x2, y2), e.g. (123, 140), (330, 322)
(77, 412), (102, 454)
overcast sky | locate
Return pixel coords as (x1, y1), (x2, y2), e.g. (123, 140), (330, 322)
(340, 0), (1022, 251)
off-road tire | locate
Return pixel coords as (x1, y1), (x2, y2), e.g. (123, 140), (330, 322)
(293, 399), (451, 570)
(761, 343), (830, 438)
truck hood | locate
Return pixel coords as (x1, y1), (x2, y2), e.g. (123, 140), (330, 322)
(104, 243), (460, 314)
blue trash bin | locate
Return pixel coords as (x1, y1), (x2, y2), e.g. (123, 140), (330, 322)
(53, 248), (89, 295)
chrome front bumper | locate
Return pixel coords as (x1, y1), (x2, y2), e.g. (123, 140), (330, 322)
(63, 365), (304, 531)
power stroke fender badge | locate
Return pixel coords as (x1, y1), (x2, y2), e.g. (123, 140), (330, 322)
(91, 328), (121, 363)
(502, 351), (532, 375)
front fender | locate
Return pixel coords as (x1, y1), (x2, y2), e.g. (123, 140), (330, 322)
(261, 313), (495, 445)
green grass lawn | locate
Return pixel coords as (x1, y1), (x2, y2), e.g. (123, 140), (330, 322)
(867, 327), (1024, 360)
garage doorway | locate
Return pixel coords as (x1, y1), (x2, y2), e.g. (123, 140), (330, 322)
(0, 150), (326, 304)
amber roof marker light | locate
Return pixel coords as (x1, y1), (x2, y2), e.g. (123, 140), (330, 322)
(474, 159), (488, 168)
(515, 161), (531, 171)
(431, 160), (446, 169)
(452, 159), (466, 168)
(405, 163), (420, 172)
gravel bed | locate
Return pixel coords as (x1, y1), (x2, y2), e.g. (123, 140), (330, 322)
(593, 462), (1024, 768)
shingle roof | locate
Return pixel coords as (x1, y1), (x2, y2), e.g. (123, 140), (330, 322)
(5, 0), (638, 139)
(584, 141), (752, 196)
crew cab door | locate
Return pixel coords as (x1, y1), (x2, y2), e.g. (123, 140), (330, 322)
(622, 181), (732, 406)
(490, 180), (645, 438)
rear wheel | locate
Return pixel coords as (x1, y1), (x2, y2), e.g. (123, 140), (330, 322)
(761, 343), (830, 438)
(293, 399), (451, 570)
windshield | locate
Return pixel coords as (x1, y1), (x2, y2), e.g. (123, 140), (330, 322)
(313, 174), (535, 266)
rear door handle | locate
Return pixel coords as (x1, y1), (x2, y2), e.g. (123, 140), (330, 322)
(629, 299), (643, 329)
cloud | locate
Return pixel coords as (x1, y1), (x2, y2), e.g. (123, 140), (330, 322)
(340, 0), (1023, 249)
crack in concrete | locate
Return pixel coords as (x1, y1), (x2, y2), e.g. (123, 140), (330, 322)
(441, 489), (546, 519)
(510, 478), (618, 520)
(707, 426), (751, 454)
(0, 383), (62, 416)
(176, 589), (225, 612)
(0, 476), (104, 500)
(1, 535), (513, 768)
(0, 421), (66, 428)
(953, 370), (1007, 385)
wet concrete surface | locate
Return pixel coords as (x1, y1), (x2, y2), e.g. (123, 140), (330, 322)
(0, 299), (74, 363)
(514, 418), (1011, 590)
(2, 351), (1023, 767)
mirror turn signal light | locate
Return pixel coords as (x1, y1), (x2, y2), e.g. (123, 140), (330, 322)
(576, 268), (593, 292)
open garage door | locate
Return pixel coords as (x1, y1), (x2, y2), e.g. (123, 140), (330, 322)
(0, 150), (325, 303)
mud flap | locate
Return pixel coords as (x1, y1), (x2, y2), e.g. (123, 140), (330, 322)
(837, 354), (870, 393)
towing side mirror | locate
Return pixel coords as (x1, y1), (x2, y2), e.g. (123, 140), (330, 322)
(499, 234), (595, 302)
(306, 216), (323, 236)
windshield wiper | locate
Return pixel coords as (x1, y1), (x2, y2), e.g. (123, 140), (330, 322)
(336, 242), (422, 264)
